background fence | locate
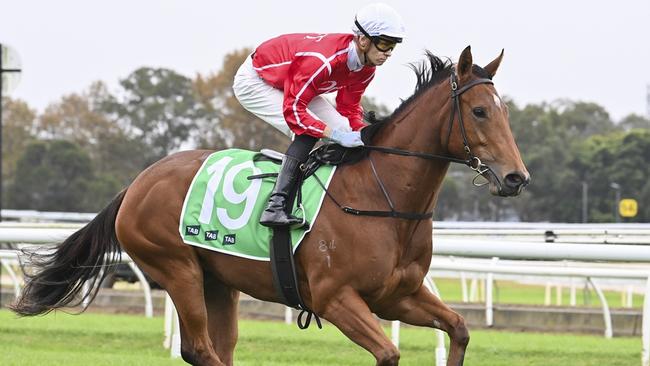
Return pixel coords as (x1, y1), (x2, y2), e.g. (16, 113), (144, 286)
(1, 211), (650, 365)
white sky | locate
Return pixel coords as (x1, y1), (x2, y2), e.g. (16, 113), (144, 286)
(1, 0), (649, 121)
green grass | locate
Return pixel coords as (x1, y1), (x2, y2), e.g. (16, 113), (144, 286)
(0, 310), (640, 365)
(0, 310), (181, 366)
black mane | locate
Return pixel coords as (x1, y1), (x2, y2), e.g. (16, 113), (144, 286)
(372, 51), (453, 122)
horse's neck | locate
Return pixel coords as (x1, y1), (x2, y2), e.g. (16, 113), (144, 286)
(370, 84), (452, 215)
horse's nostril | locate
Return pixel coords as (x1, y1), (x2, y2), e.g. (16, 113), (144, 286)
(505, 173), (524, 188)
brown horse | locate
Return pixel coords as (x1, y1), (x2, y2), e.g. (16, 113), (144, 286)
(12, 46), (529, 366)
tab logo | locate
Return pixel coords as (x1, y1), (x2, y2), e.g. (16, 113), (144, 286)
(205, 230), (219, 241)
(185, 225), (200, 236)
(223, 234), (236, 246)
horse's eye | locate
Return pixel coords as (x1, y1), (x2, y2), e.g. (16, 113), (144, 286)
(472, 107), (487, 119)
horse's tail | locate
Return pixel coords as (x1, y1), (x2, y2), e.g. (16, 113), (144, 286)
(10, 189), (128, 316)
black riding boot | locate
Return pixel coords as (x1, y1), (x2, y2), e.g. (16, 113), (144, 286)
(259, 155), (304, 227)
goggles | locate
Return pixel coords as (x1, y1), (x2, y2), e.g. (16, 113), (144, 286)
(354, 19), (402, 53)
(372, 37), (398, 52)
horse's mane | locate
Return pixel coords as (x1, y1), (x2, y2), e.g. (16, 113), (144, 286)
(361, 50), (491, 142)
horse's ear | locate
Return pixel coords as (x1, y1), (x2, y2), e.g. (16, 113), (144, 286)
(484, 49), (504, 78)
(458, 45), (473, 78)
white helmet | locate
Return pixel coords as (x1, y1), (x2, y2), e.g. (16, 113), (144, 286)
(353, 3), (406, 43)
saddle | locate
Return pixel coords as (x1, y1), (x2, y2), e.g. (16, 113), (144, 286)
(258, 142), (366, 173)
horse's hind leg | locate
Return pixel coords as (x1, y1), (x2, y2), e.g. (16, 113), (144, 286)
(169, 268), (226, 366)
(380, 286), (469, 366)
(203, 271), (240, 366)
(122, 243), (226, 366)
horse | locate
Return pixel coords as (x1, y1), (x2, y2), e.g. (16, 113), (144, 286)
(11, 46), (529, 366)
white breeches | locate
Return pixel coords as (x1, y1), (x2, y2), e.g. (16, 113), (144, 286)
(232, 55), (351, 138)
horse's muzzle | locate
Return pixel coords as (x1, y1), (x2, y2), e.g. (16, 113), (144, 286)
(498, 171), (530, 196)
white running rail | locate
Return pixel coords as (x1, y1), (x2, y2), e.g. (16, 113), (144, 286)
(2, 219), (650, 364)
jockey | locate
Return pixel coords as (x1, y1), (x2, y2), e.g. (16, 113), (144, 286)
(233, 3), (405, 227)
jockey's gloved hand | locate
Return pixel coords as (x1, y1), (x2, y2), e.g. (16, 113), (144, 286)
(329, 130), (364, 147)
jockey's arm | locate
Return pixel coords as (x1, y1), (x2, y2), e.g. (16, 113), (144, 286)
(335, 72), (375, 131)
(282, 58), (331, 139)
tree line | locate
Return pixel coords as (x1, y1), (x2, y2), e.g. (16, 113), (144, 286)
(436, 99), (650, 222)
(2, 49), (649, 221)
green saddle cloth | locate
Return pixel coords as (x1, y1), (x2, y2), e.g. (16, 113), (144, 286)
(179, 149), (336, 261)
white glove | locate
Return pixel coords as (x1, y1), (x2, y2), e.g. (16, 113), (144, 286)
(329, 129), (364, 147)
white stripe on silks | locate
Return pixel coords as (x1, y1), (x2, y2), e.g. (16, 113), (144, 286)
(295, 52), (331, 73)
(306, 108), (320, 121)
(253, 60), (292, 71)
(292, 61), (330, 134)
(292, 49), (348, 133)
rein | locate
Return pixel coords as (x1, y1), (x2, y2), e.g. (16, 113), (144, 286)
(317, 71), (496, 220)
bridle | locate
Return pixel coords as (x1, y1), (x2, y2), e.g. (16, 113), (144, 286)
(365, 70), (496, 185)
(445, 71), (497, 186)
(315, 70), (501, 220)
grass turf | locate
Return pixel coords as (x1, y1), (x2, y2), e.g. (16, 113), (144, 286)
(0, 309), (640, 365)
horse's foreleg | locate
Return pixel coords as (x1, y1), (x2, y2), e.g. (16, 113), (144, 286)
(380, 286), (469, 366)
(320, 287), (400, 366)
(203, 272), (239, 366)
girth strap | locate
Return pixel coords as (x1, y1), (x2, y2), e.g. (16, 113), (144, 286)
(269, 225), (322, 330)
(267, 172), (322, 330)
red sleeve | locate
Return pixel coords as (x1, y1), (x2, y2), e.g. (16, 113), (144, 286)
(282, 56), (329, 138)
(335, 72), (374, 131)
